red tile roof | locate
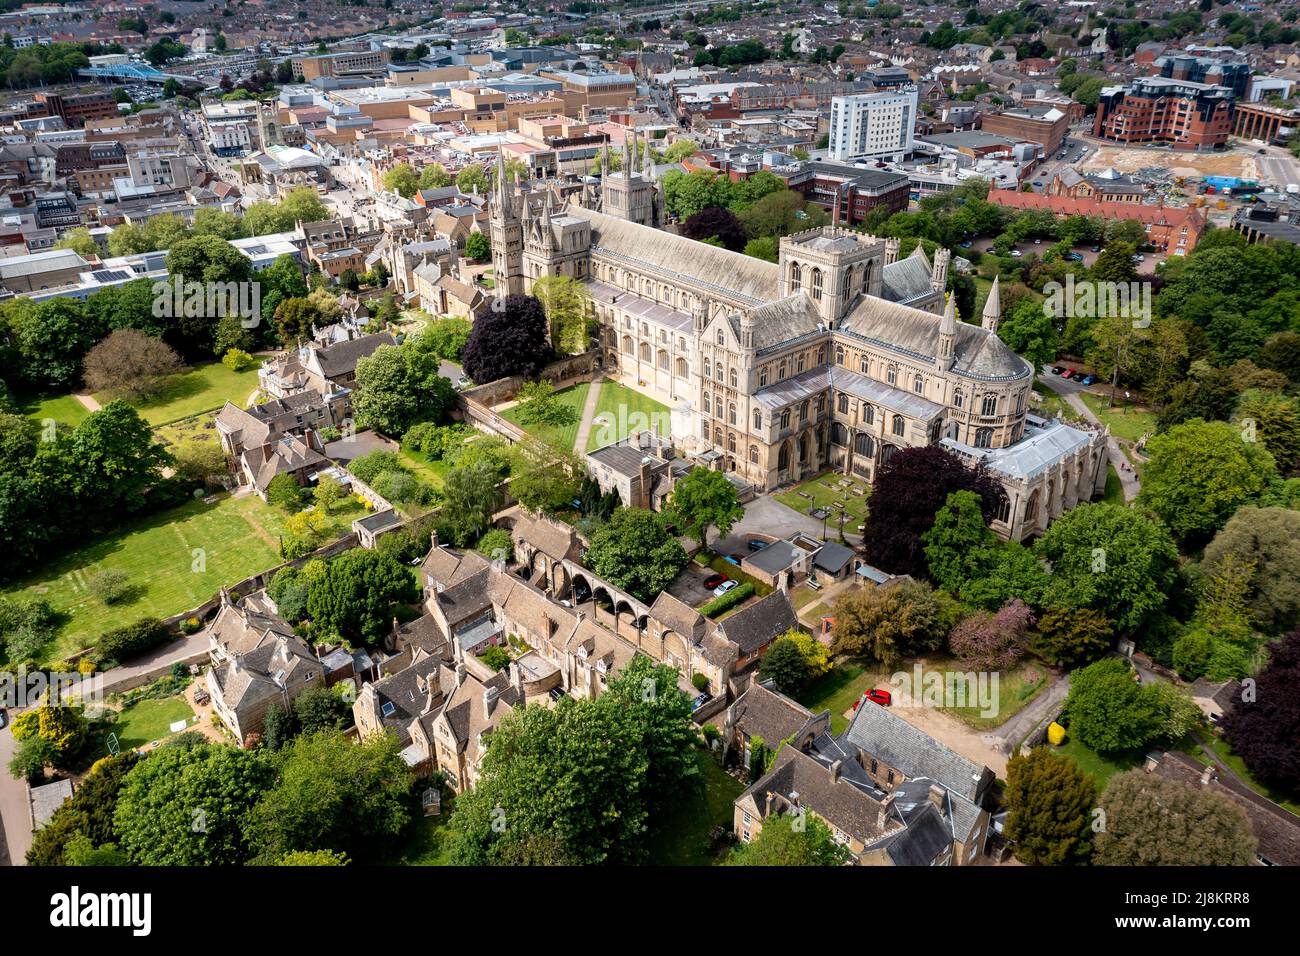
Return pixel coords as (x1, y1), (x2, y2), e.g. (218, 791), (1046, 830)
(987, 190), (1205, 230)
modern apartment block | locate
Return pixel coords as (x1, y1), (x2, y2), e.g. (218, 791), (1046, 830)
(1093, 77), (1233, 151)
(828, 88), (918, 163)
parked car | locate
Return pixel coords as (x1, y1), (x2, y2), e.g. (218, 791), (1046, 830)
(1051, 365), (1066, 375)
(1081, 374), (1098, 385)
(1033, 238), (1042, 245)
(1009, 249), (1023, 258)
(1070, 371), (1088, 382)
(691, 692), (713, 712)
(713, 579), (740, 598)
(1064, 252), (1084, 262)
(747, 539), (767, 552)
(1090, 245), (1102, 253)
(703, 573), (729, 590)
(957, 239), (973, 248)
(457, 376), (472, 389)
(1061, 368), (1076, 377)
(852, 689), (893, 710)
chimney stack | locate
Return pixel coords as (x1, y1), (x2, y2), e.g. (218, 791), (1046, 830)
(928, 783), (945, 809)
(831, 760), (842, 783)
(483, 685), (500, 720)
(1200, 764), (1216, 786)
(455, 661), (466, 687)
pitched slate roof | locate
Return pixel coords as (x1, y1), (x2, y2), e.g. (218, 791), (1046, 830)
(880, 253), (934, 306)
(841, 701), (993, 803)
(305, 331), (397, 379)
(728, 680), (817, 746)
(715, 590), (799, 656)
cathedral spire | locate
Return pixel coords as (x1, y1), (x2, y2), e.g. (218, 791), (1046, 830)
(981, 275), (1002, 333)
(937, 293), (956, 370)
(493, 148), (511, 218)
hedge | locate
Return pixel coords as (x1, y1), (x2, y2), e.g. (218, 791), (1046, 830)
(94, 617), (173, 664)
(700, 582), (754, 619)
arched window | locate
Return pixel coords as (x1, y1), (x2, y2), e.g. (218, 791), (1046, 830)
(800, 401), (809, 421)
(892, 414), (906, 437)
(835, 345), (845, 366)
(675, 357), (687, 377)
(780, 409), (791, 429)
(996, 493), (1011, 524)
(641, 323), (649, 337)
(832, 422), (849, 446)
(841, 269), (852, 302)
(838, 394), (849, 414)
(715, 364), (724, 382)
(790, 263), (801, 292)
(759, 368), (768, 387)
(914, 375), (924, 394)
(638, 342), (650, 362)
(778, 359), (787, 380)
(714, 426), (723, 444)
(749, 445), (759, 464)
(886, 366), (897, 385)
(817, 346), (826, 365)
(862, 404), (874, 425)
(855, 432), (875, 457)
(727, 433), (736, 453)
(753, 408), (762, 430)
(954, 390), (964, 409)
(729, 367), (737, 388)
(621, 335), (633, 353)
(716, 329), (725, 346)
(703, 359), (711, 379)
(728, 403), (737, 425)
(778, 444), (790, 469)
(811, 267), (823, 301)
(703, 394), (710, 413)
(859, 356), (868, 374)
(657, 349), (668, 371)
(975, 427), (993, 448)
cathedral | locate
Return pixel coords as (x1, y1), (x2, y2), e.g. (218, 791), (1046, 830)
(485, 150), (1107, 542)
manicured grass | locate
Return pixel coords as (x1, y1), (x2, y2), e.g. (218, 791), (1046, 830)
(394, 803), (458, 865)
(1079, 392), (1158, 444)
(1030, 381), (1082, 423)
(4, 493), (359, 660)
(1198, 731), (1300, 817)
(102, 361), (262, 427)
(585, 381), (672, 451)
(500, 382), (590, 450)
(937, 657), (1052, 732)
(774, 471), (871, 529)
(796, 661), (888, 735)
(398, 447), (451, 489)
(1055, 735), (1142, 789)
(19, 393), (91, 429)
(110, 696), (195, 750)
(1101, 465), (1126, 506)
(645, 749), (745, 865)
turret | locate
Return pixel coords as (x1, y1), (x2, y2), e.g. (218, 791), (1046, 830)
(981, 275), (1002, 333)
(884, 237), (900, 265)
(936, 293), (956, 371)
(930, 247), (950, 294)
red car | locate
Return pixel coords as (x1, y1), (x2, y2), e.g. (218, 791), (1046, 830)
(853, 689), (893, 710)
(703, 573), (729, 590)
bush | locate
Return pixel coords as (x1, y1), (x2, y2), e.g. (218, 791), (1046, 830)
(178, 616), (203, 635)
(475, 528), (514, 564)
(478, 645), (511, 671)
(266, 473), (305, 512)
(87, 569), (132, 605)
(95, 618), (172, 665)
(222, 348), (256, 372)
(691, 672), (709, 691)
(700, 582), (754, 618)
(348, 451), (408, 484)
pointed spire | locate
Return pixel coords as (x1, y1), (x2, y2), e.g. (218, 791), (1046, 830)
(621, 132), (631, 176)
(981, 275), (1002, 332)
(600, 133), (609, 178)
(940, 292), (956, 335)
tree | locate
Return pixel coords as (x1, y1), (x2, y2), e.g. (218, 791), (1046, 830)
(948, 600), (1034, 671)
(112, 742), (274, 865)
(95, 617), (171, 664)
(82, 329), (184, 402)
(420, 163), (452, 189)
(1064, 658), (1161, 753)
(758, 636), (811, 694)
(1035, 503), (1179, 633)
(862, 446), (1004, 577)
(744, 236), (779, 262)
(584, 508), (688, 604)
(1138, 419), (1276, 546)
(463, 230), (491, 262)
(1203, 507), (1300, 633)
(266, 473), (304, 512)
(1091, 240), (1138, 284)
(383, 162), (419, 198)
(448, 656), (698, 865)
(267, 566), (310, 622)
(16, 297), (106, 390)
(1004, 747), (1095, 866)
(1220, 629), (1300, 794)
(669, 466), (744, 550)
(313, 474), (347, 513)
(306, 549), (419, 645)
(1093, 769), (1256, 865)
(26, 753), (141, 865)
(726, 810), (852, 866)
(998, 297), (1059, 368)
(830, 579), (956, 667)
(1030, 606), (1113, 669)
(250, 731), (415, 863)
(509, 448), (584, 515)
(88, 568), (132, 605)
(1236, 389), (1300, 474)
(461, 294), (551, 384)
(413, 317), (471, 361)
(531, 275), (592, 355)
(273, 848), (350, 865)
(682, 207), (746, 251)
(55, 227), (99, 257)
(437, 460), (504, 546)
(456, 164), (489, 195)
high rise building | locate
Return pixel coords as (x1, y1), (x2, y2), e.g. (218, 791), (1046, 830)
(828, 88), (918, 163)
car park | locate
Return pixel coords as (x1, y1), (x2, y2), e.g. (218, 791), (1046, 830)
(703, 573), (729, 590)
(1009, 249), (1023, 257)
(1081, 374), (1098, 386)
(1052, 365), (1065, 375)
(1061, 368), (1076, 377)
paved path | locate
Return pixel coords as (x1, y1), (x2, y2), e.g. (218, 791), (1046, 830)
(0, 724), (30, 866)
(991, 672), (1071, 755)
(1037, 371), (1141, 503)
(572, 374), (605, 455)
(99, 633), (209, 695)
(72, 393), (101, 413)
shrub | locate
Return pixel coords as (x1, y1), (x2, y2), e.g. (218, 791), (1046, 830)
(475, 528), (514, 564)
(700, 582), (754, 618)
(179, 616), (203, 635)
(691, 672), (709, 691)
(95, 618), (172, 664)
(222, 348), (256, 372)
(478, 645), (511, 671)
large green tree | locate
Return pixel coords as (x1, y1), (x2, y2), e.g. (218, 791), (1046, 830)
(669, 466), (744, 550)
(726, 810), (851, 866)
(305, 549), (419, 645)
(584, 508), (687, 604)
(1004, 747), (1095, 866)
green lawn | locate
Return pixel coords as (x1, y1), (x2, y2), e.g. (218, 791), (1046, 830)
(19, 393), (91, 429)
(1079, 393), (1157, 444)
(500, 382), (590, 450)
(645, 749), (745, 865)
(774, 471), (871, 529)
(796, 661), (889, 735)
(1055, 735), (1142, 789)
(109, 696), (195, 750)
(103, 361), (262, 427)
(4, 493), (359, 660)
(938, 658), (1052, 732)
(1101, 465), (1126, 506)
(585, 381), (672, 451)
(398, 447), (451, 489)
(394, 803), (458, 865)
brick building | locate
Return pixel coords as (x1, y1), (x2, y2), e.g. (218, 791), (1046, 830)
(1093, 77), (1234, 151)
(988, 190), (1206, 256)
(981, 105), (1071, 155)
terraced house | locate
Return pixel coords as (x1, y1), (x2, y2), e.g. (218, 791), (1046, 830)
(487, 153), (1107, 541)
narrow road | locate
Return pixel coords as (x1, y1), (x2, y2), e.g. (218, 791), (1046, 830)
(1037, 371), (1141, 502)
(0, 724), (31, 866)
